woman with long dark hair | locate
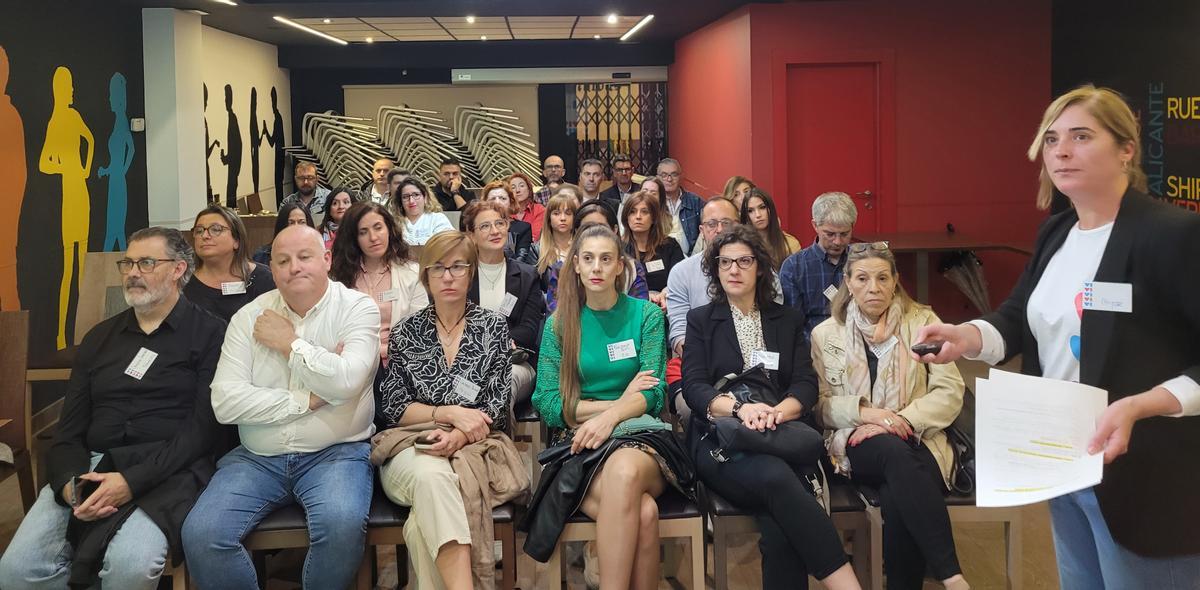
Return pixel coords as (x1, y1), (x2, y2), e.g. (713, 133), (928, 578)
(621, 190), (685, 306)
(741, 188), (800, 270)
(320, 186), (353, 251)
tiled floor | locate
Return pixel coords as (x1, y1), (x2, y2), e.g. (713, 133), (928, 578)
(0, 359), (1061, 589)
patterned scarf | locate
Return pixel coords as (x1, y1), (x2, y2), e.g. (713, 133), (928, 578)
(828, 298), (910, 476)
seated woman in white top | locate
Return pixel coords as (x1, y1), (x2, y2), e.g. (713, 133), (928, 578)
(330, 201), (429, 426)
(396, 178), (454, 245)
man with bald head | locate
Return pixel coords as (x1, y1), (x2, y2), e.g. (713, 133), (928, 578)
(361, 157), (395, 204)
(534, 154), (566, 204)
(183, 225), (381, 589)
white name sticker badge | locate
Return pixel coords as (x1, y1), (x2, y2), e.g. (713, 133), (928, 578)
(750, 349), (780, 371)
(499, 293), (519, 317)
(646, 259), (665, 273)
(823, 284), (838, 301)
(607, 339), (637, 362)
(379, 288), (400, 302)
(221, 281), (247, 295)
(453, 375), (481, 403)
(124, 347), (159, 380)
(1082, 282), (1133, 313)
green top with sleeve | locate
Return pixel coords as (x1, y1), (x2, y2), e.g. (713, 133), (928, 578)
(534, 294), (666, 429)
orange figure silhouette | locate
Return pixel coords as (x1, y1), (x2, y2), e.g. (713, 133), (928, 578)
(0, 46), (26, 311)
(39, 66), (94, 349)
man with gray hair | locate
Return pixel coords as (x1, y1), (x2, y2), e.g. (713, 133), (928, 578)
(0, 228), (227, 589)
(657, 158), (704, 253)
(779, 191), (858, 340)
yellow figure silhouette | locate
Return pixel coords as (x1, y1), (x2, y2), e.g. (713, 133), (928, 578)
(39, 66), (93, 350)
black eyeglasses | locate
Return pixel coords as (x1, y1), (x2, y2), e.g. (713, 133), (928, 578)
(847, 241), (890, 254)
(428, 262), (471, 278)
(192, 224), (230, 238)
(701, 219), (736, 230)
(116, 258), (180, 274)
(716, 255), (756, 270)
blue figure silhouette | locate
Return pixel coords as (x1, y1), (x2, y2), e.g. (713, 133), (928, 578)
(99, 72), (134, 251)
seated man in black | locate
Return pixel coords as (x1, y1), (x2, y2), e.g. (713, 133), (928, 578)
(0, 227), (227, 590)
(433, 156), (476, 212)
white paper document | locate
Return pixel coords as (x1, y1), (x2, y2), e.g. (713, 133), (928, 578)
(975, 369), (1107, 507)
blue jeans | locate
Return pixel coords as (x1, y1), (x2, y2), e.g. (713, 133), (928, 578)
(181, 442), (373, 590)
(0, 455), (168, 590)
(1050, 487), (1200, 589)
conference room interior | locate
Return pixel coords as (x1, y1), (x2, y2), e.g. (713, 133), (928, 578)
(1, 0), (1195, 588)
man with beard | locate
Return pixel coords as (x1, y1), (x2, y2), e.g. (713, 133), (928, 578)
(0, 228), (226, 589)
(533, 154), (566, 205)
(279, 161), (330, 223)
(183, 225), (379, 590)
(432, 157), (475, 212)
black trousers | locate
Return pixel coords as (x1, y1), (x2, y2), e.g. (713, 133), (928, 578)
(692, 433), (848, 588)
(846, 433), (962, 588)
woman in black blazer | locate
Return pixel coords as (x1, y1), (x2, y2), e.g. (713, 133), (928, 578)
(682, 226), (861, 589)
(463, 200), (547, 404)
(481, 180), (536, 265)
(918, 86), (1200, 587)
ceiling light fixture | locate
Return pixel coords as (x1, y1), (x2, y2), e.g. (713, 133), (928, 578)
(323, 18), (331, 23)
(365, 37), (374, 43)
(619, 14), (653, 41)
(466, 15), (476, 24)
(607, 13), (618, 24)
(273, 16), (349, 45)
(593, 34), (601, 39)
(210, 0), (237, 5)
(480, 35), (488, 40)
(190, 9), (210, 16)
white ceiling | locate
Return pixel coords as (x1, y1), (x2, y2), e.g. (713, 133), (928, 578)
(291, 15), (647, 43)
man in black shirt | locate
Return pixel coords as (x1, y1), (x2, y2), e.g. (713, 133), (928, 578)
(432, 156), (476, 211)
(0, 227), (226, 590)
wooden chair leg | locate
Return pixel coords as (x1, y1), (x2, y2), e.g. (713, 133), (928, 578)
(14, 448), (35, 513)
(545, 541), (563, 590)
(689, 520), (705, 590)
(1006, 517), (1023, 590)
(497, 522), (516, 590)
(355, 552), (372, 590)
(395, 545), (409, 588)
(169, 561), (191, 590)
(868, 507), (884, 590)
(712, 517), (729, 590)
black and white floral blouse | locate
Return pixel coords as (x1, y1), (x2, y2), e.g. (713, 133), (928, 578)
(379, 301), (512, 432)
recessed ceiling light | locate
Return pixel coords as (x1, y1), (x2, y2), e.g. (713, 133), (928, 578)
(480, 35), (487, 40)
(210, 0), (236, 5)
(323, 18), (331, 24)
(466, 15), (476, 24)
(365, 37), (374, 43)
(620, 14), (654, 41)
(273, 16), (349, 45)
(190, 9), (209, 16)
(593, 34), (601, 39)
(607, 13), (618, 24)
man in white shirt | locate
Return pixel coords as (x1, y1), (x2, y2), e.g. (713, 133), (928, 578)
(182, 225), (381, 590)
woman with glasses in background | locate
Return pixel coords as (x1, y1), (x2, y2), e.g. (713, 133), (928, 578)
(186, 204), (274, 321)
(397, 178), (454, 245)
(480, 180), (536, 265)
(742, 188), (801, 270)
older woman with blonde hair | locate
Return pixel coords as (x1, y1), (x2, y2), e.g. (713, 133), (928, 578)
(917, 85), (1200, 588)
(812, 242), (967, 590)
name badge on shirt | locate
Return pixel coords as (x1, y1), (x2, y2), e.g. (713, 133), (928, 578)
(607, 339), (637, 362)
(646, 259), (665, 273)
(453, 375), (481, 403)
(823, 284), (838, 301)
(124, 347), (159, 380)
(1083, 281), (1133, 313)
(499, 293), (519, 317)
(379, 288), (400, 302)
(221, 281), (247, 295)
(868, 335), (899, 359)
(750, 350), (780, 371)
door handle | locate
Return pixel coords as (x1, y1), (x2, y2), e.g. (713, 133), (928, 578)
(855, 190), (874, 209)
(855, 190), (873, 197)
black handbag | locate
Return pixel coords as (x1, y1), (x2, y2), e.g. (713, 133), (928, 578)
(708, 364), (824, 467)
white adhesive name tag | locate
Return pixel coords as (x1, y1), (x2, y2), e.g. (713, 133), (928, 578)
(750, 349), (780, 371)
(453, 375), (481, 403)
(1082, 282), (1132, 313)
(607, 339), (637, 362)
(124, 347), (158, 380)
(379, 288), (399, 302)
(823, 284), (838, 301)
(221, 281), (247, 295)
(646, 259), (665, 273)
(868, 335), (899, 358)
(499, 293), (518, 317)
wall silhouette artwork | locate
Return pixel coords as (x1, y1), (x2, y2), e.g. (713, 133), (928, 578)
(220, 83), (241, 209)
(0, 46), (26, 311)
(265, 86), (286, 206)
(250, 87), (263, 199)
(205, 83), (220, 203)
(100, 72), (134, 251)
(39, 65), (94, 349)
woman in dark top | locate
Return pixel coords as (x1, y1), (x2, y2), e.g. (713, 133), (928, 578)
(682, 225), (859, 590)
(251, 203), (313, 265)
(480, 180), (536, 265)
(185, 204), (274, 321)
(621, 190), (685, 306)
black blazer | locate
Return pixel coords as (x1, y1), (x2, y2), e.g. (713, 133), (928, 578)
(629, 237), (686, 293)
(505, 219), (536, 266)
(599, 184), (631, 210)
(681, 300), (818, 439)
(982, 189), (1200, 557)
(468, 258), (546, 355)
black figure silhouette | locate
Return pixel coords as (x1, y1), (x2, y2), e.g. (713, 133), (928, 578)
(250, 87), (262, 198)
(219, 84), (241, 209)
(262, 86), (286, 207)
(204, 84), (220, 203)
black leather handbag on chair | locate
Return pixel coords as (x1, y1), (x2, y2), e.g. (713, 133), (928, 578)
(707, 363), (825, 467)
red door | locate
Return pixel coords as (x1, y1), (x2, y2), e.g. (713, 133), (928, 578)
(785, 62), (882, 235)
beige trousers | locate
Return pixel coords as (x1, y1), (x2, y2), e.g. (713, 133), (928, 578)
(512, 362), (535, 405)
(380, 446), (472, 590)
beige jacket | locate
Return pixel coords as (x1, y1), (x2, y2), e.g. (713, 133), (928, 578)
(810, 305), (965, 485)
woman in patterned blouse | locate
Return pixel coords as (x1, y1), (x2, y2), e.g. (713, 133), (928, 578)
(376, 231), (513, 590)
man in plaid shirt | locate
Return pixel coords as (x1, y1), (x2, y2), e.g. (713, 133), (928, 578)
(779, 192), (858, 340)
(533, 154), (566, 204)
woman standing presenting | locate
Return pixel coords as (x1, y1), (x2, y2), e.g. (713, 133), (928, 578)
(917, 86), (1200, 587)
